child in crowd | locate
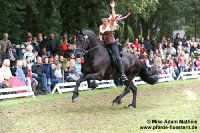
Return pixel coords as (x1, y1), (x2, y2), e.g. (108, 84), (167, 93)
(15, 60), (26, 83)
(75, 58), (82, 78)
(51, 63), (62, 84)
(27, 64), (38, 92)
(65, 61), (79, 82)
(178, 51), (187, 73)
(54, 54), (60, 64)
(54, 62), (63, 80)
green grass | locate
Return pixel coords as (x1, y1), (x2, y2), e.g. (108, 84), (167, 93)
(0, 79), (200, 133)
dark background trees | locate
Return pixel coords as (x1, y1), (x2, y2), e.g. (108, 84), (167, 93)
(0, 0), (199, 43)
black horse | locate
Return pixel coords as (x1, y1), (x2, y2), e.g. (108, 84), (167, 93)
(72, 29), (159, 108)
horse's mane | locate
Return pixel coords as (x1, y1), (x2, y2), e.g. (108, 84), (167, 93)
(82, 29), (99, 41)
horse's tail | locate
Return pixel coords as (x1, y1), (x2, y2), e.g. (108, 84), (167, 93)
(138, 61), (159, 85)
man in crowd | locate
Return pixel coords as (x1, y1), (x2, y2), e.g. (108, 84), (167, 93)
(0, 33), (12, 55)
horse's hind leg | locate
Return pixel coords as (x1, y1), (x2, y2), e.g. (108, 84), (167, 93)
(128, 81), (137, 108)
(112, 84), (130, 106)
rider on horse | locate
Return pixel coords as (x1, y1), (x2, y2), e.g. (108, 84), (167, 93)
(98, 0), (129, 82)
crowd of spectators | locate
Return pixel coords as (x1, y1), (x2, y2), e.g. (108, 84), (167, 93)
(0, 32), (83, 94)
(0, 31), (199, 95)
(123, 33), (200, 80)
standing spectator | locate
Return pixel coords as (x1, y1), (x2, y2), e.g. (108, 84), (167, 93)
(27, 64), (38, 93)
(23, 32), (32, 47)
(139, 36), (144, 46)
(60, 36), (68, 56)
(4, 45), (17, 69)
(64, 45), (74, 59)
(150, 36), (157, 52)
(47, 33), (57, 56)
(37, 33), (44, 56)
(42, 57), (51, 93)
(144, 35), (152, 54)
(178, 51), (187, 73)
(132, 38), (139, 48)
(0, 33), (12, 55)
(195, 55), (200, 71)
(173, 33), (182, 49)
(182, 35), (187, 47)
(32, 37), (40, 53)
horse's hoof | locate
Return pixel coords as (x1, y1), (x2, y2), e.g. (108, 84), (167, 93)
(127, 104), (136, 109)
(112, 100), (122, 106)
(72, 97), (78, 103)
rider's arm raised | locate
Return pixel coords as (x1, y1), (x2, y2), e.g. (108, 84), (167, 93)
(110, 0), (115, 30)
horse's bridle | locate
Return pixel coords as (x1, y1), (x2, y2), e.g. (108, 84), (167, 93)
(76, 34), (100, 55)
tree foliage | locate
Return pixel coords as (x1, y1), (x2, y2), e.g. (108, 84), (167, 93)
(0, 0), (199, 44)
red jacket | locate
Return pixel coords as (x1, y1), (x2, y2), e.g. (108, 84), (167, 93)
(60, 42), (68, 55)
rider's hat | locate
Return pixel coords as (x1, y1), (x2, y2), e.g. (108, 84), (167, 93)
(101, 13), (110, 18)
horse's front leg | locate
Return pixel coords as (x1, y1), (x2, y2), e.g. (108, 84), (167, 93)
(72, 73), (102, 102)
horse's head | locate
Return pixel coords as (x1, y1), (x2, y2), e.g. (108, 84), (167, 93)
(75, 29), (90, 57)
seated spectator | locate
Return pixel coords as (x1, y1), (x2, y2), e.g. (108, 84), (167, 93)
(49, 55), (54, 64)
(43, 57), (51, 93)
(122, 42), (133, 53)
(195, 55), (200, 70)
(59, 55), (64, 62)
(0, 59), (13, 80)
(23, 45), (37, 63)
(0, 69), (6, 88)
(15, 60), (26, 83)
(51, 63), (62, 84)
(69, 53), (76, 69)
(64, 61), (79, 82)
(54, 62), (63, 80)
(166, 43), (176, 56)
(145, 53), (155, 69)
(54, 54), (60, 64)
(190, 42), (198, 56)
(32, 56), (48, 92)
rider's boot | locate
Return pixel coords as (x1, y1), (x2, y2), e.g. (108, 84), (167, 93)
(118, 59), (128, 82)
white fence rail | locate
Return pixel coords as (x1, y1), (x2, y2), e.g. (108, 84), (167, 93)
(0, 86), (35, 100)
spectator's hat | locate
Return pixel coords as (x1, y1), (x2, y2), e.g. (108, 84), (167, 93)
(143, 52), (148, 56)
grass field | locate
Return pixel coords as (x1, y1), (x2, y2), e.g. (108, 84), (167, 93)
(0, 79), (200, 133)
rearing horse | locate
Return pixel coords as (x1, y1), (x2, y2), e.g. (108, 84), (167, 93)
(73, 29), (159, 108)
